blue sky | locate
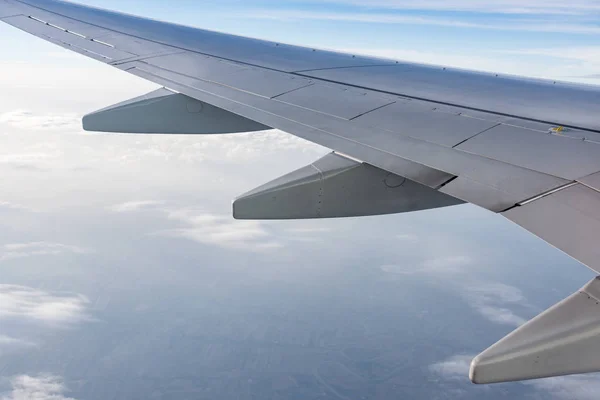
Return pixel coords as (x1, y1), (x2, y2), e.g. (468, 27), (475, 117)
(61, 0), (600, 81)
(1, 1), (600, 399)
(4, 0), (600, 79)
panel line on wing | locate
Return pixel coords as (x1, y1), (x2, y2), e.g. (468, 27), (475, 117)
(46, 21), (64, 30)
(28, 15), (85, 38)
(59, 39), (111, 59)
(578, 181), (600, 195)
(292, 64), (399, 73)
(437, 176), (459, 189)
(518, 182), (578, 206)
(91, 38), (114, 47)
(109, 50), (187, 66)
(27, 14), (44, 23)
(349, 102), (397, 121)
(452, 123), (502, 148)
(270, 83), (316, 100)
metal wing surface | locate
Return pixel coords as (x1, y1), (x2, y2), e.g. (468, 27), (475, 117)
(4, 0), (600, 385)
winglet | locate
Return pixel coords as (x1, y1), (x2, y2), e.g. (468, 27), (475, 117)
(471, 276), (600, 384)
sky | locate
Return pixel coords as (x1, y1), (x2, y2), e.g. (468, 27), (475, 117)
(1, 0), (600, 399)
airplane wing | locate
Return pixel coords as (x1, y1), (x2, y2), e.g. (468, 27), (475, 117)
(3, 0), (600, 384)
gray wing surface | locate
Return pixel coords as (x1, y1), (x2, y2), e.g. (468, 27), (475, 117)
(4, 0), (600, 385)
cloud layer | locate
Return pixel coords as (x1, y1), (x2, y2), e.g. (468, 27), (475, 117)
(108, 200), (165, 213)
(0, 110), (80, 131)
(247, 9), (600, 35)
(429, 355), (474, 379)
(528, 375), (600, 400)
(325, 0), (600, 15)
(0, 242), (90, 262)
(0, 285), (90, 324)
(1, 375), (75, 400)
(463, 282), (528, 327)
(380, 238), (531, 328)
(160, 209), (283, 252)
(0, 335), (36, 357)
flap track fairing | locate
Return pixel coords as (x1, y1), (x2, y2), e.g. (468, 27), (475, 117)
(83, 88), (271, 134)
(233, 152), (464, 220)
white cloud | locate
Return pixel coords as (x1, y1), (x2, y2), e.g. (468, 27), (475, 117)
(463, 282), (528, 327)
(175, 130), (319, 163)
(528, 375), (600, 400)
(396, 233), (419, 242)
(429, 355), (474, 380)
(470, 305), (526, 327)
(246, 10), (600, 35)
(323, 0), (600, 15)
(108, 200), (165, 213)
(157, 209), (283, 252)
(285, 227), (332, 234)
(0, 335), (36, 356)
(0, 242), (90, 262)
(0, 375), (75, 400)
(0, 153), (58, 170)
(0, 285), (89, 324)
(466, 282), (526, 304)
(381, 255), (472, 275)
(0, 336), (34, 347)
(501, 46), (600, 64)
(0, 202), (30, 212)
(423, 255), (473, 272)
(381, 254), (528, 326)
(0, 110), (80, 131)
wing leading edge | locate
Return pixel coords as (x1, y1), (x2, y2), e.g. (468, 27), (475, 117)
(3, 0), (600, 385)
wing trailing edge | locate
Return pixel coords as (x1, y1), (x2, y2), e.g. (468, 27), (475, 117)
(83, 88), (271, 134)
